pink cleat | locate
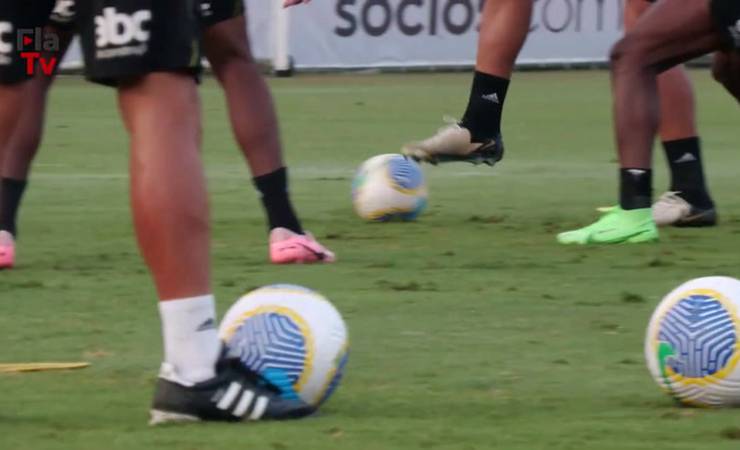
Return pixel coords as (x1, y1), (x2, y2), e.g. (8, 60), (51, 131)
(269, 227), (336, 264)
(0, 231), (15, 270)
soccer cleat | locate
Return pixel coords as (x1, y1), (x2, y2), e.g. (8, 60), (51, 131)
(402, 118), (504, 166)
(150, 359), (314, 425)
(0, 231), (15, 269)
(269, 227), (336, 264)
(557, 206), (659, 245)
(652, 192), (717, 228)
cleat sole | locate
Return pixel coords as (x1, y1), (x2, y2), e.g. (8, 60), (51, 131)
(149, 409), (201, 426)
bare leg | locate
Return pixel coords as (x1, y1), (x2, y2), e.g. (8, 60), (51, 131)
(625, 0), (698, 141)
(2, 26), (73, 178)
(203, 16), (283, 178)
(0, 82), (26, 236)
(0, 83), (24, 169)
(1, 75), (53, 179)
(463, 0), (533, 140)
(118, 72), (209, 300)
(476, 0), (533, 78)
(611, 0), (722, 169)
(203, 15), (336, 253)
(0, 27), (73, 237)
(624, 0), (715, 221)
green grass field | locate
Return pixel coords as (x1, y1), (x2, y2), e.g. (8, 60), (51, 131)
(2, 71), (740, 450)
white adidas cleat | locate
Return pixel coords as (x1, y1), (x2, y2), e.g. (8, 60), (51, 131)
(402, 118), (504, 166)
(652, 192), (717, 228)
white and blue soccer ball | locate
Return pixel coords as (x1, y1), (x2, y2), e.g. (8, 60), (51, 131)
(352, 154), (428, 221)
(645, 276), (740, 407)
(219, 285), (349, 408)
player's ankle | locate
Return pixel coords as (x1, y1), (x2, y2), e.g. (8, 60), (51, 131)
(254, 168), (304, 234)
(159, 295), (220, 383)
(671, 189), (714, 209)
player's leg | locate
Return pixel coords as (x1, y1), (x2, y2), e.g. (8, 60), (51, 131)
(0, 83), (24, 268)
(402, 0), (532, 166)
(0, 77), (48, 247)
(712, 50), (740, 101)
(118, 73), (212, 304)
(625, 0), (717, 227)
(201, 8), (334, 264)
(75, 0), (312, 422)
(0, 26), (74, 254)
(558, 0), (725, 245)
(0, 1), (59, 268)
(73, 0), (218, 384)
(0, 1), (30, 268)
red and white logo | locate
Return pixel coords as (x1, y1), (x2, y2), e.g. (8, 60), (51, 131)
(17, 28), (61, 76)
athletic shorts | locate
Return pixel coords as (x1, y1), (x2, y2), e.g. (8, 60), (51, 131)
(710, 0), (740, 50)
(0, 0), (57, 84)
(51, 0), (244, 30)
(74, 0), (202, 86)
(50, 0), (77, 30)
(200, 0), (245, 28)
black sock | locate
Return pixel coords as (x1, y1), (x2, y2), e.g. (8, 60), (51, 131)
(460, 71), (509, 142)
(0, 177), (27, 236)
(662, 137), (713, 207)
(620, 168), (652, 210)
(253, 168), (303, 234)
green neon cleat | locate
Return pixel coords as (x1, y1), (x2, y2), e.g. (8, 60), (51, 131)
(557, 207), (659, 245)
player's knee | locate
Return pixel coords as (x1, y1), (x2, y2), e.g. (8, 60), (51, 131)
(610, 38), (631, 67)
(610, 36), (647, 71)
(204, 22), (253, 68)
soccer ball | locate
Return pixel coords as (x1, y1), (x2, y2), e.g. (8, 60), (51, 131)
(645, 276), (740, 407)
(219, 285), (349, 408)
(352, 154), (428, 221)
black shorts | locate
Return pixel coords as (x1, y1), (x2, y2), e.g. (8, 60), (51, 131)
(75, 0), (202, 86)
(0, 0), (57, 84)
(200, 0), (245, 28)
(710, 0), (740, 50)
(52, 0), (244, 31)
(50, 0), (77, 30)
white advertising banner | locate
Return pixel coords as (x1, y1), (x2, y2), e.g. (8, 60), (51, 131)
(64, 0), (627, 71)
(249, 0), (626, 69)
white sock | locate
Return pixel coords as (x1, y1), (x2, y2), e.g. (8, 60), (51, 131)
(159, 295), (220, 383)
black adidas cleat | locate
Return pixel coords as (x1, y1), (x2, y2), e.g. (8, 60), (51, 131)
(149, 359), (314, 425)
(402, 120), (505, 167)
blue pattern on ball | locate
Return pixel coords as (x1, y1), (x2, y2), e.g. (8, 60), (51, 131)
(228, 312), (308, 385)
(387, 156), (424, 190)
(658, 294), (736, 378)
